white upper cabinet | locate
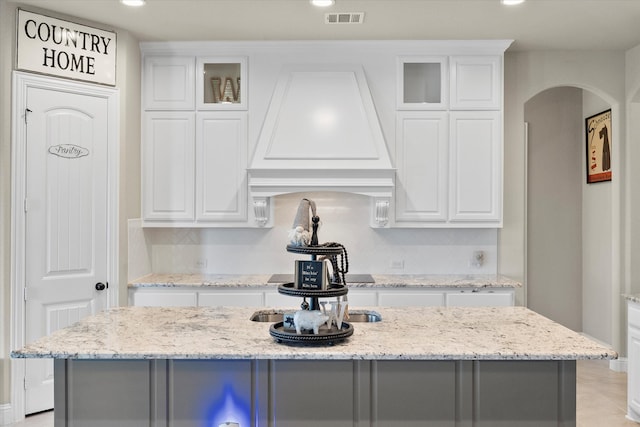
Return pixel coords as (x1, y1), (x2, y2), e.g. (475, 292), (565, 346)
(143, 56), (195, 110)
(142, 111), (249, 226)
(449, 111), (502, 223)
(142, 51), (251, 227)
(395, 111), (449, 223)
(196, 57), (248, 110)
(397, 56), (448, 110)
(140, 41), (510, 229)
(394, 50), (505, 227)
(195, 112), (248, 222)
(450, 55), (501, 110)
(142, 112), (195, 221)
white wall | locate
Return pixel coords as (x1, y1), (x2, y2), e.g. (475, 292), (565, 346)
(117, 32), (142, 306)
(522, 85), (615, 345)
(582, 92), (613, 344)
(621, 45), (640, 359)
(0, 0), (13, 410)
(625, 44), (640, 299)
(0, 0), (141, 413)
(130, 192), (498, 277)
(525, 87), (583, 332)
(501, 50), (626, 350)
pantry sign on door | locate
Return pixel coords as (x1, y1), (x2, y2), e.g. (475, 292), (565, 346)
(17, 9), (116, 86)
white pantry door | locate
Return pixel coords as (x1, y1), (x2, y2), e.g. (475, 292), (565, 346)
(23, 84), (111, 414)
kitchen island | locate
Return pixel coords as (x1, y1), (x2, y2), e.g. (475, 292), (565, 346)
(12, 306), (615, 427)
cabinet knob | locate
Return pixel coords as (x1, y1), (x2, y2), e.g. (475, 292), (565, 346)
(95, 282), (107, 291)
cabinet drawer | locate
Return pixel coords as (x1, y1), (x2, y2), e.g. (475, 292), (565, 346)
(346, 290), (378, 307)
(133, 291), (197, 307)
(446, 291), (514, 307)
(378, 292), (445, 307)
(629, 301), (640, 328)
(198, 292), (263, 307)
(265, 291), (301, 309)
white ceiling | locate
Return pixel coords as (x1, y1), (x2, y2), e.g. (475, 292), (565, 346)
(12, 0), (640, 52)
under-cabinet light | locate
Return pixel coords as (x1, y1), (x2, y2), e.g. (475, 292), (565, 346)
(501, 0), (525, 5)
(121, 0), (146, 6)
(311, 0), (335, 7)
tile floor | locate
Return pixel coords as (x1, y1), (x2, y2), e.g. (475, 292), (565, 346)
(577, 360), (637, 426)
(5, 360), (638, 426)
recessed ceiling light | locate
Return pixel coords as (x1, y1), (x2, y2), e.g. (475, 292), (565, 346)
(121, 0), (146, 6)
(310, 0), (335, 7)
(501, 0), (525, 5)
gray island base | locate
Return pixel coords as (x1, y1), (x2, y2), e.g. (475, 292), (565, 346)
(13, 306), (616, 427)
(54, 358), (576, 427)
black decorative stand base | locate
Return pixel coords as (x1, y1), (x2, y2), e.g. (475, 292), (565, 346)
(269, 321), (353, 345)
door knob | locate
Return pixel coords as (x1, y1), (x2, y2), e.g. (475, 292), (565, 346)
(95, 282), (107, 291)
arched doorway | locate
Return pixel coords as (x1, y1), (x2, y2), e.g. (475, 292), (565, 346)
(525, 86), (614, 345)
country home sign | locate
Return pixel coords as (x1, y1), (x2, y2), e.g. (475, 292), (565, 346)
(17, 9), (116, 86)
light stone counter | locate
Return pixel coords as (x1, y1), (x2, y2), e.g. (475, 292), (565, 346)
(626, 293), (640, 303)
(12, 306), (614, 361)
(128, 273), (522, 288)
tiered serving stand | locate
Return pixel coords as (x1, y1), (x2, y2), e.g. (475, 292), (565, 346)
(268, 244), (354, 345)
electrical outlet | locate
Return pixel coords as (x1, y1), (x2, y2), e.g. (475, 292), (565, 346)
(195, 258), (208, 270)
(390, 260), (404, 270)
(470, 251), (484, 268)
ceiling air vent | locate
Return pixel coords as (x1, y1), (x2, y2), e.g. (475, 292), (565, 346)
(325, 12), (365, 24)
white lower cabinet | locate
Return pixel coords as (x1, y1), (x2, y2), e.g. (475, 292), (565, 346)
(379, 291), (445, 307)
(446, 289), (514, 307)
(130, 287), (516, 308)
(132, 290), (197, 307)
(377, 288), (514, 307)
(264, 290), (297, 308)
(130, 288), (263, 307)
(628, 300), (640, 422)
(198, 290), (263, 307)
(346, 289), (379, 307)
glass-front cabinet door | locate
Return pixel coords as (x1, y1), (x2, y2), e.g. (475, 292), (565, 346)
(397, 56), (448, 110)
(197, 57), (248, 110)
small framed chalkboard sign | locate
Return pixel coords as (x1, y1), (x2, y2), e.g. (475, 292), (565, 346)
(295, 260), (328, 290)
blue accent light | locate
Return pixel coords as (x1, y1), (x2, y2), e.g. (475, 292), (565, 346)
(205, 382), (251, 427)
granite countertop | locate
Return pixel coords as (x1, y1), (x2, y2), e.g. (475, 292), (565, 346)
(12, 306), (615, 361)
(128, 273), (522, 288)
(626, 294), (640, 303)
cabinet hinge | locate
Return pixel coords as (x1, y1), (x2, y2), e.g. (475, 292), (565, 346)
(23, 377), (27, 391)
(23, 287), (28, 301)
(24, 198), (28, 213)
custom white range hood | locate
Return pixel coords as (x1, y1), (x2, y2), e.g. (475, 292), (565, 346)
(248, 64), (394, 227)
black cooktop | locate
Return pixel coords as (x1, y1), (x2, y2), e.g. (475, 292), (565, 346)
(267, 273), (375, 284)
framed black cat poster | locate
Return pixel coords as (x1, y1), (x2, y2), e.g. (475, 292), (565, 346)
(585, 109), (612, 183)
